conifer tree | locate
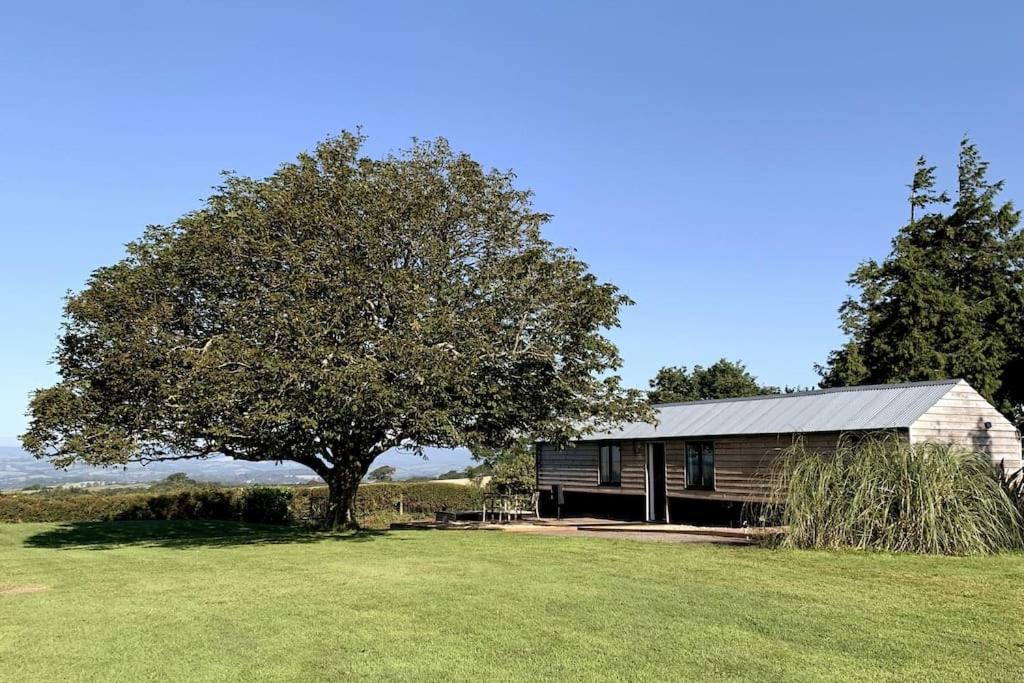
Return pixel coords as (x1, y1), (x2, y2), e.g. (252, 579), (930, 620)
(819, 139), (1024, 421)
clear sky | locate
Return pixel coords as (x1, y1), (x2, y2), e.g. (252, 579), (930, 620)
(1, 1), (1022, 441)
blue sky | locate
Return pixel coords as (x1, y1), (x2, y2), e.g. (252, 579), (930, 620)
(1, 1), (1022, 441)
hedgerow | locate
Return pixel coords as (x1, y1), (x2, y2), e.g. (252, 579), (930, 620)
(290, 483), (485, 522)
(0, 482), (483, 525)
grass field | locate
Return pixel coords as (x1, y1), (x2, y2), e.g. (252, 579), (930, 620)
(2, 521), (1023, 681)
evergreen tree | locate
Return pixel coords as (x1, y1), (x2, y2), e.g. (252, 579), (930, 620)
(818, 139), (1024, 421)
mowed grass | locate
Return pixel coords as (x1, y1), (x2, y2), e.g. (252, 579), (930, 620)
(1, 522), (1023, 681)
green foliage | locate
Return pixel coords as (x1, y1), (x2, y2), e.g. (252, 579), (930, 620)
(238, 486), (293, 524)
(0, 490), (150, 523)
(367, 465), (396, 482)
(481, 440), (536, 495)
(0, 482), (482, 524)
(292, 482), (485, 522)
(21, 132), (651, 527)
(996, 461), (1024, 526)
(818, 140), (1024, 422)
(462, 462), (493, 479)
(151, 472), (200, 488)
(0, 487), (240, 523)
(115, 488), (237, 522)
(434, 462), (492, 480)
(648, 358), (779, 403)
(769, 434), (1023, 555)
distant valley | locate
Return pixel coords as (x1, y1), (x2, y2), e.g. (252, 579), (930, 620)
(0, 445), (475, 491)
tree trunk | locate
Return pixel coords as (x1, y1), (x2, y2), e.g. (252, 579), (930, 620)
(324, 472), (363, 530)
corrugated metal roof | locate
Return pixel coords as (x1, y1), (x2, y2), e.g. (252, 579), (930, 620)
(579, 379), (960, 441)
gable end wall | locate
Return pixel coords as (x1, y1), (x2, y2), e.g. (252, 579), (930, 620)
(909, 380), (1022, 470)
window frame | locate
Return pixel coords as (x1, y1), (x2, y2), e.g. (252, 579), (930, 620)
(598, 443), (622, 486)
(684, 440), (715, 490)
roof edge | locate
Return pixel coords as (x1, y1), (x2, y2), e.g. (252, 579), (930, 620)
(651, 379), (962, 409)
(568, 426), (913, 443)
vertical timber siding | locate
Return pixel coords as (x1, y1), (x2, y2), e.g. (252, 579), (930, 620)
(910, 380), (1022, 471)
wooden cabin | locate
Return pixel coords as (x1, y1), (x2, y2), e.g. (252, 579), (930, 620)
(536, 380), (1021, 522)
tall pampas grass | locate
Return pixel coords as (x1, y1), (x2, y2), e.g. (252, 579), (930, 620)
(768, 433), (1023, 555)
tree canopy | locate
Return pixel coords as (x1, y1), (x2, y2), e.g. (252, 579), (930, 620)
(22, 132), (651, 527)
(367, 466), (396, 482)
(817, 139), (1024, 422)
(647, 359), (780, 403)
(153, 472), (199, 488)
(485, 439), (538, 495)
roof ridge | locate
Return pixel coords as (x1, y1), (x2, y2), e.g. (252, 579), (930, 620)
(650, 379), (961, 408)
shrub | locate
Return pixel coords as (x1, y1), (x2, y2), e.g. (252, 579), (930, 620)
(0, 481), (486, 526)
(996, 461), (1024, 526)
(239, 486), (293, 524)
(397, 482), (485, 513)
(111, 487), (237, 521)
(290, 482), (486, 524)
(486, 442), (536, 495)
(770, 434), (1024, 555)
(0, 489), (152, 523)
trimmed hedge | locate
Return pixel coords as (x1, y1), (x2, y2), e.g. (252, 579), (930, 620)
(0, 486), (292, 525)
(239, 486), (293, 525)
(0, 482), (482, 525)
(0, 489), (154, 523)
(114, 488), (237, 522)
(291, 482), (485, 521)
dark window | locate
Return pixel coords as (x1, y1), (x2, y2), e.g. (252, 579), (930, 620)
(685, 441), (714, 490)
(599, 444), (621, 485)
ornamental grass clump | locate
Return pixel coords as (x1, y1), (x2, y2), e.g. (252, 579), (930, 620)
(770, 434), (1023, 555)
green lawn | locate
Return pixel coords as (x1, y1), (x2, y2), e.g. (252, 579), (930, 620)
(1, 522), (1022, 681)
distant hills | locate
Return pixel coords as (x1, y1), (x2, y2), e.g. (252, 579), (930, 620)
(0, 445), (475, 491)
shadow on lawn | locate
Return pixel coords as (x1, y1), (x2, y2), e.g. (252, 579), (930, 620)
(23, 520), (385, 550)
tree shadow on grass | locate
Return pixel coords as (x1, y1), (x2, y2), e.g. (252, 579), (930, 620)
(23, 520), (386, 550)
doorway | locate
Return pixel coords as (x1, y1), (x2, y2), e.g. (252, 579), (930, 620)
(646, 443), (667, 522)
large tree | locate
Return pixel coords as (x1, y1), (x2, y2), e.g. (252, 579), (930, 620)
(367, 466), (396, 482)
(22, 133), (651, 528)
(647, 358), (780, 403)
(818, 139), (1024, 421)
